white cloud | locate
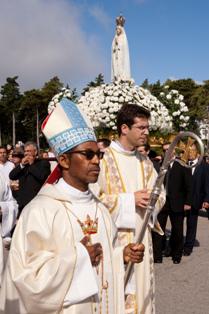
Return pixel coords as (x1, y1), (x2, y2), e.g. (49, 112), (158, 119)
(88, 4), (111, 30)
(0, 0), (106, 92)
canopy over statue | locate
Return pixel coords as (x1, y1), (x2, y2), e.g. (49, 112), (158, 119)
(111, 15), (131, 82)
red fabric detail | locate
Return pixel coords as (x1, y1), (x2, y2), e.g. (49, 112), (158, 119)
(45, 165), (62, 184)
(41, 113), (51, 131)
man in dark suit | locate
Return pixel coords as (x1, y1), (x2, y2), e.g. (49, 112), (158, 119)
(184, 144), (209, 255)
(152, 157), (192, 264)
(9, 141), (51, 217)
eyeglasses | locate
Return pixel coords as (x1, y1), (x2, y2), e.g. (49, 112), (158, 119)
(131, 125), (150, 131)
(67, 150), (104, 160)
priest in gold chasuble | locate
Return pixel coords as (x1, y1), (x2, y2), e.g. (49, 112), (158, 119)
(96, 104), (165, 314)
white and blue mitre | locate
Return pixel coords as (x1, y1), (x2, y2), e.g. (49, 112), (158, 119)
(42, 97), (97, 156)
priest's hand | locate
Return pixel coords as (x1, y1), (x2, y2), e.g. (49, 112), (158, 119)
(123, 243), (145, 264)
(134, 189), (150, 208)
(81, 236), (103, 267)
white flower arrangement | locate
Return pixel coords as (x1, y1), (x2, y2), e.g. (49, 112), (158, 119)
(48, 88), (72, 114)
(158, 86), (190, 132)
(78, 81), (173, 133)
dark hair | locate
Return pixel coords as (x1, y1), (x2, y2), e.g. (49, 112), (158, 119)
(97, 138), (111, 148)
(143, 143), (150, 152)
(117, 104), (150, 136)
(148, 149), (157, 159)
(162, 142), (171, 152)
(0, 146), (7, 151)
(12, 150), (24, 158)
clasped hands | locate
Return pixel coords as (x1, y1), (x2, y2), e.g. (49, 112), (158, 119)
(21, 155), (35, 166)
(81, 236), (145, 266)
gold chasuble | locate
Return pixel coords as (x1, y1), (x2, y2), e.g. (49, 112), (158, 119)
(97, 141), (165, 314)
(0, 182), (125, 314)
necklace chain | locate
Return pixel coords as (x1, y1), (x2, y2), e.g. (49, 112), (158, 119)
(64, 201), (109, 313)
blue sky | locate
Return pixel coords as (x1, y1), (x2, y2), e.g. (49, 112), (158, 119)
(0, 0), (209, 92)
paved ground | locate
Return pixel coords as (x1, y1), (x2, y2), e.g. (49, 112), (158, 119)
(155, 214), (209, 314)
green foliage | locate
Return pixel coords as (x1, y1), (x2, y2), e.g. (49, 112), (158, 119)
(140, 79), (150, 89)
(0, 76), (22, 144)
(81, 73), (104, 95)
(0, 76), (66, 145)
(0, 73), (209, 146)
(149, 80), (162, 98)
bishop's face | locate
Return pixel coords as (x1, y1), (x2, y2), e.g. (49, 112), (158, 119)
(59, 141), (102, 191)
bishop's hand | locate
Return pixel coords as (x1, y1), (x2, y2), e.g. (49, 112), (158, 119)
(81, 236), (103, 267)
(123, 243), (145, 264)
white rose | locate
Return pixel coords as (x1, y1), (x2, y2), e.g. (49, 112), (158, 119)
(171, 90), (178, 94)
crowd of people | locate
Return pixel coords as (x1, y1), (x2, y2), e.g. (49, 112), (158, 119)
(136, 141), (209, 264)
(0, 98), (208, 314)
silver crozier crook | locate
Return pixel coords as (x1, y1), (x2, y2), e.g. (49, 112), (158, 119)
(124, 131), (204, 288)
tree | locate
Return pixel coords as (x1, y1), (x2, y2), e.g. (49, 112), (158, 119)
(0, 76), (22, 145)
(164, 79), (198, 109)
(18, 89), (44, 143)
(41, 76), (63, 105)
(149, 80), (162, 98)
(18, 77), (64, 146)
(140, 79), (150, 90)
(190, 80), (209, 121)
(81, 73), (105, 95)
(65, 84), (78, 102)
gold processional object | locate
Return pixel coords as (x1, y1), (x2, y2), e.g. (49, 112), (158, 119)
(124, 131), (205, 288)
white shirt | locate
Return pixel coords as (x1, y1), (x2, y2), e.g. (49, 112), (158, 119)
(0, 161), (14, 183)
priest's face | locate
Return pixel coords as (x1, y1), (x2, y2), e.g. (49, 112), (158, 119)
(188, 144), (199, 161)
(126, 117), (149, 148)
(60, 141), (103, 191)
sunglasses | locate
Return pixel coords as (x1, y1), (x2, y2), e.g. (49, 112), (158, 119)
(67, 150), (104, 160)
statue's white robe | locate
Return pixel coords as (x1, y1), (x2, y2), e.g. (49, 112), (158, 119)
(111, 25), (131, 82)
(96, 141), (165, 314)
(0, 171), (18, 286)
(0, 180), (125, 314)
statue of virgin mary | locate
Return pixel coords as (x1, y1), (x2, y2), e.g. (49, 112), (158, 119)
(111, 15), (131, 82)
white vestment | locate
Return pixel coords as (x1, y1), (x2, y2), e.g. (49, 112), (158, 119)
(0, 179), (125, 314)
(0, 171), (18, 286)
(96, 141), (165, 314)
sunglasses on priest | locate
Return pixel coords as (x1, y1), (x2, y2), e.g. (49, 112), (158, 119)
(67, 149), (104, 160)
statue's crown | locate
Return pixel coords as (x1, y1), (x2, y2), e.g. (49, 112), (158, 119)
(116, 15), (125, 27)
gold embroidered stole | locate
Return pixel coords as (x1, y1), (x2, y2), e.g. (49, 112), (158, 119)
(101, 147), (153, 246)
